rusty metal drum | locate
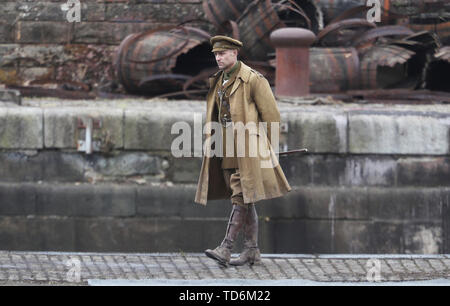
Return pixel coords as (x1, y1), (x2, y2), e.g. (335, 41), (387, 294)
(359, 44), (416, 90)
(310, 47), (360, 93)
(114, 26), (214, 95)
(236, 0), (323, 61)
(313, 0), (363, 24)
(236, 0), (285, 61)
(202, 0), (249, 28)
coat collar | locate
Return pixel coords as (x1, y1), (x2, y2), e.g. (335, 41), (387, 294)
(208, 61), (251, 87)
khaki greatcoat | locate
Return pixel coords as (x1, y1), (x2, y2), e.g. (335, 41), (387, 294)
(194, 62), (291, 205)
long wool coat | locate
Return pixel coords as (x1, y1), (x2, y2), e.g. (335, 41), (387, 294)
(194, 62), (291, 205)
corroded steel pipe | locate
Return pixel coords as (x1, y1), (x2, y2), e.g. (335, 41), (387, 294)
(270, 27), (316, 97)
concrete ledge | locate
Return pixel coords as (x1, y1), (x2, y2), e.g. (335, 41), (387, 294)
(349, 113), (449, 155)
(44, 108), (123, 149)
(286, 111), (347, 153)
(123, 109), (203, 151)
(0, 102), (448, 156)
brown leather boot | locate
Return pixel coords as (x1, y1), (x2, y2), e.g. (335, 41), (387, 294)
(230, 203), (261, 266)
(205, 204), (248, 266)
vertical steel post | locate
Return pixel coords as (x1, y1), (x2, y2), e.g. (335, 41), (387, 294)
(270, 28), (316, 97)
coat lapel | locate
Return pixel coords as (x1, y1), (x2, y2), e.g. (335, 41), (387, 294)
(230, 77), (241, 97)
(230, 62), (251, 96)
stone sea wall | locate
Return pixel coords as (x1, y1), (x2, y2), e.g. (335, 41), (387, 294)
(0, 98), (449, 254)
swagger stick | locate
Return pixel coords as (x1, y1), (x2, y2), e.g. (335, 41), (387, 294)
(278, 148), (308, 156)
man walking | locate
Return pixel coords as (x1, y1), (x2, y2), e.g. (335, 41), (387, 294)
(194, 35), (291, 266)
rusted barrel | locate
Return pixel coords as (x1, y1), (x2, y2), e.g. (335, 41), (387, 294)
(202, 0), (249, 28)
(314, 0), (364, 24)
(309, 47), (360, 93)
(408, 22), (450, 46)
(114, 26), (214, 95)
(424, 47), (450, 92)
(236, 0), (285, 61)
(268, 47), (361, 92)
(236, 0), (323, 61)
(359, 44), (418, 90)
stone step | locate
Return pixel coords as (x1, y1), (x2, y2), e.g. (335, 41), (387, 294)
(0, 182), (448, 254)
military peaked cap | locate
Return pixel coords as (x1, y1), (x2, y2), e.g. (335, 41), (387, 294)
(210, 35), (243, 52)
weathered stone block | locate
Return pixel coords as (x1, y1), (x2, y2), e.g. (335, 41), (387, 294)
(370, 221), (444, 254)
(17, 21), (72, 44)
(0, 44), (19, 66)
(281, 154), (398, 187)
(0, 216), (76, 251)
(72, 22), (161, 44)
(0, 183), (36, 215)
(44, 108), (123, 149)
(367, 187), (446, 221)
(91, 152), (163, 177)
(403, 224), (442, 254)
(287, 111), (347, 153)
(80, 2), (106, 21)
(0, 24), (14, 43)
(73, 218), (226, 253)
(19, 67), (54, 83)
(260, 186), (371, 220)
(270, 219), (371, 253)
(0, 107), (43, 149)
(136, 184), (183, 217)
(370, 222), (404, 253)
(279, 155), (312, 187)
(0, 151), (44, 182)
(0, 67), (19, 86)
(35, 183), (136, 217)
(137, 183), (231, 219)
(349, 113), (449, 155)
(343, 156), (397, 186)
(17, 2), (66, 22)
(0, 45), (66, 68)
(443, 195), (450, 253)
(124, 109), (196, 151)
(397, 157), (450, 187)
(167, 156), (202, 183)
(2, 2), (19, 23)
(105, 3), (205, 22)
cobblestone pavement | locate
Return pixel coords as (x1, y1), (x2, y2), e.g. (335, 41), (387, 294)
(0, 251), (449, 285)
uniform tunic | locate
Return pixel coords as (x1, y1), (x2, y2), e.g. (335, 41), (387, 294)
(214, 61), (241, 169)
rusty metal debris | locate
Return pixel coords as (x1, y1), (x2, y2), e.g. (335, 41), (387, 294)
(316, 18), (377, 47)
(5, 0), (447, 101)
(408, 21), (450, 46)
(114, 25), (215, 96)
(424, 46), (450, 92)
(435, 46), (450, 62)
(309, 47), (360, 93)
(358, 31), (440, 91)
(352, 25), (414, 49)
(360, 44), (416, 90)
(109, 0), (450, 99)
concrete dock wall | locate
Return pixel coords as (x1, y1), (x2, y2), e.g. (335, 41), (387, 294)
(0, 99), (449, 254)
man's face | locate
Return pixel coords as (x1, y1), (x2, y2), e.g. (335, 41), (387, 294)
(214, 49), (237, 71)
